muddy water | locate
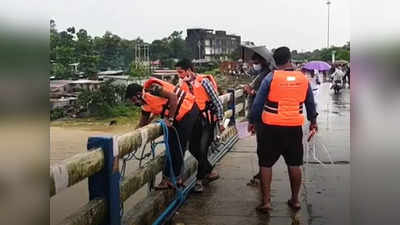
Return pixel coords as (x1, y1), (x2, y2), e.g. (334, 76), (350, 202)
(50, 125), (152, 225)
(50, 125), (137, 165)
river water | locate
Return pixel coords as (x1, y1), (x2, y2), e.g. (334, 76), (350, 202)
(50, 125), (150, 225)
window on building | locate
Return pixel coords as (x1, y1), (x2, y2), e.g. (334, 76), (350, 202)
(205, 47), (212, 55)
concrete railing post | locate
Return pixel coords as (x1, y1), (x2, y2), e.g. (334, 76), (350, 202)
(87, 136), (121, 225)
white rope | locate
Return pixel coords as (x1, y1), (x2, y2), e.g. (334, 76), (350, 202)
(304, 133), (334, 167)
(303, 132), (334, 183)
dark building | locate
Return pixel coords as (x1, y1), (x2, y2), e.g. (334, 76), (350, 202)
(186, 28), (241, 61)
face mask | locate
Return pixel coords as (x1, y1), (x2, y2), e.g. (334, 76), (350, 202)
(183, 71), (195, 82)
(253, 64), (262, 71)
(183, 74), (192, 82)
(133, 95), (143, 107)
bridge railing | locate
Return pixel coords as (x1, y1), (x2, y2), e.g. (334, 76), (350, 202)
(50, 88), (246, 225)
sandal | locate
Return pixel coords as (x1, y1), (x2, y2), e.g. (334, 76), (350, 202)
(177, 179), (185, 188)
(205, 171), (220, 183)
(247, 178), (259, 186)
(154, 179), (174, 190)
(287, 199), (301, 210)
(193, 181), (204, 193)
(256, 204), (272, 213)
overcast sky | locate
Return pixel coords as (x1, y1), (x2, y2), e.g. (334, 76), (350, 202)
(3, 0), (350, 52)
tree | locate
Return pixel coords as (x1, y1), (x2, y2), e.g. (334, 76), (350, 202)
(51, 63), (70, 79)
(76, 80), (126, 117)
(167, 31), (193, 60)
(150, 39), (170, 61)
(229, 47), (241, 61)
(129, 62), (150, 77)
(76, 29), (99, 77)
(50, 19), (56, 33)
(50, 21), (76, 78)
(291, 43), (350, 62)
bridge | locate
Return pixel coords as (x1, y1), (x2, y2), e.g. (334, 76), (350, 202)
(50, 83), (350, 225)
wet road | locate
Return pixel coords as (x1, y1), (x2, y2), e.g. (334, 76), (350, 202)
(173, 82), (350, 225)
(302, 83), (350, 225)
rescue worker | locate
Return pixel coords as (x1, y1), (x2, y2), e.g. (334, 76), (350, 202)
(175, 59), (223, 193)
(243, 48), (276, 186)
(249, 47), (318, 212)
(125, 77), (199, 189)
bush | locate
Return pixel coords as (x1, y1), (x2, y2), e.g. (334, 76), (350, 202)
(110, 103), (140, 117)
(76, 79), (128, 118)
(50, 108), (65, 121)
(203, 68), (220, 76)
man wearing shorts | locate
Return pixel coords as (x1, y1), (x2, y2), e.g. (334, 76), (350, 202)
(249, 47), (318, 212)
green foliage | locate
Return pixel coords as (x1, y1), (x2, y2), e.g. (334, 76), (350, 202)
(129, 62), (150, 77)
(202, 68), (221, 76)
(50, 108), (65, 121)
(50, 20), (195, 77)
(149, 30), (193, 68)
(109, 104), (141, 118)
(292, 42), (350, 62)
(50, 20), (135, 78)
(229, 47), (241, 61)
(51, 63), (71, 79)
(76, 80), (128, 118)
(195, 62), (219, 74)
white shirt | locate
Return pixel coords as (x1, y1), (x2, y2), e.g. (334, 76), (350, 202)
(306, 70), (321, 109)
(331, 68), (344, 81)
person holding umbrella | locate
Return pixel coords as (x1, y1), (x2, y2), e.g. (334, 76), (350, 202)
(241, 46), (276, 186)
(249, 47), (318, 212)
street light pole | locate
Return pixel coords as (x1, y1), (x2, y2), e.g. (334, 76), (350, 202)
(326, 0), (331, 48)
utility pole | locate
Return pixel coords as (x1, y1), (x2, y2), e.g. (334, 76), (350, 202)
(326, 0), (331, 48)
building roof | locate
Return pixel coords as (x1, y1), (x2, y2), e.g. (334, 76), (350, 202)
(102, 75), (130, 80)
(70, 79), (102, 84)
(50, 80), (72, 88)
(97, 70), (124, 75)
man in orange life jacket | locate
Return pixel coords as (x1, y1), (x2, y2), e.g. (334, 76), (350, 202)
(125, 77), (200, 189)
(249, 47), (318, 212)
(175, 59), (223, 193)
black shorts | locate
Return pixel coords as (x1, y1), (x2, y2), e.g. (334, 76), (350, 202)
(257, 124), (303, 167)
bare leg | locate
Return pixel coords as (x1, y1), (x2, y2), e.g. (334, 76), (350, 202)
(287, 166), (302, 208)
(257, 166), (272, 211)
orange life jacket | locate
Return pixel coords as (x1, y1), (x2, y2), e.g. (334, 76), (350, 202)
(199, 74), (218, 123)
(142, 77), (195, 121)
(200, 74), (218, 94)
(179, 74), (217, 111)
(262, 70), (308, 126)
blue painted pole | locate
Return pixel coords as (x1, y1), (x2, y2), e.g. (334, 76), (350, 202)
(87, 136), (121, 225)
(227, 88), (236, 126)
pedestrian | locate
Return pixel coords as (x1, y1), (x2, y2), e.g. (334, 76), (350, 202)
(248, 46), (318, 212)
(330, 65), (344, 89)
(302, 68), (321, 112)
(343, 64), (350, 87)
(125, 77), (199, 189)
(242, 49), (276, 185)
(175, 59), (223, 193)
